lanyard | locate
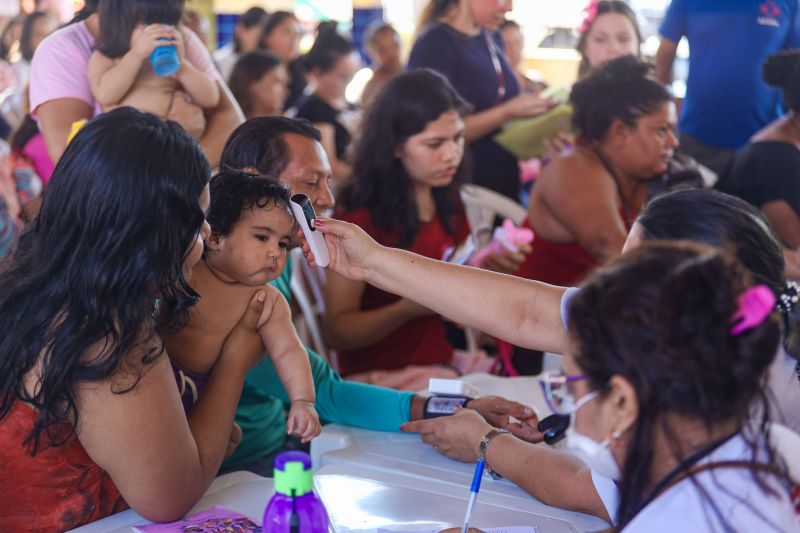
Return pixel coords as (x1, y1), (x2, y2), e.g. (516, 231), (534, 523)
(636, 431), (792, 515)
(484, 31), (507, 105)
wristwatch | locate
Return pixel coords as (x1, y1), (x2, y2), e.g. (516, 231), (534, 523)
(478, 428), (511, 479)
(423, 395), (473, 419)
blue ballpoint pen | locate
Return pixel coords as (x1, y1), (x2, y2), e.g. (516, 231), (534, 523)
(461, 459), (486, 533)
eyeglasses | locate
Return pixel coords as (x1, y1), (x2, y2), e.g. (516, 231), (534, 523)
(538, 370), (588, 415)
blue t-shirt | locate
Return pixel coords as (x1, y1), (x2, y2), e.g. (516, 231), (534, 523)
(408, 23), (522, 200)
(660, 0), (800, 149)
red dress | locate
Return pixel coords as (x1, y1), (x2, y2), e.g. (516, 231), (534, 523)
(515, 210), (631, 287)
(336, 207), (470, 376)
(0, 400), (128, 532)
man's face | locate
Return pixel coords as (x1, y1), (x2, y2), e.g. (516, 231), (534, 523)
(279, 133), (335, 213)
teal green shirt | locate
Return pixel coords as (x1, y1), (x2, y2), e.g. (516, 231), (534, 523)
(224, 261), (414, 468)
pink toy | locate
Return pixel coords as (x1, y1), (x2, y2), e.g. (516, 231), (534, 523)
(468, 219), (534, 267)
(729, 285), (776, 336)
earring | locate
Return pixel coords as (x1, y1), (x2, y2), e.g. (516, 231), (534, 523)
(610, 430), (625, 448)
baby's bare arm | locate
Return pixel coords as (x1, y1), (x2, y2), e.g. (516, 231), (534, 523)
(174, 28), (219, 109)
(88, 51), (143, 108)
(259, 287), (315, 403)
(89, 25), (177, 108)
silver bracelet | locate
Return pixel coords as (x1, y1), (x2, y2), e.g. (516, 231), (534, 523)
(478, 428), (511, 479)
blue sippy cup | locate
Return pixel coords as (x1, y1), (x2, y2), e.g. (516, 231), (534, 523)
(150, 37), (180, 77)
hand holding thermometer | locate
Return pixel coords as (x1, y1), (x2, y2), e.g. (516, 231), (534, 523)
(461, 459), (485, 533)
(290, 193), (330, 268)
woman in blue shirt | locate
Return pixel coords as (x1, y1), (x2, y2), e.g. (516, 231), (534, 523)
(409, 0), (553, 201)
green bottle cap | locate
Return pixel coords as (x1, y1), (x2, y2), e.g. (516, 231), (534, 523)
(273, 451), (313, 496)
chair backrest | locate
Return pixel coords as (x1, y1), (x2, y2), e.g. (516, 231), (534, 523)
(289, 247), (338, 370)
(0, 89), (25, 131)
(459, 184), (527, 247)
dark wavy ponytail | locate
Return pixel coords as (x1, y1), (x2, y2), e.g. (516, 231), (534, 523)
(569, 242), (781, 528)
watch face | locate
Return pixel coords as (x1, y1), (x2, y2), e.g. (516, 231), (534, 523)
(427, 396), (467, 414)
(292, 193), (316, 225)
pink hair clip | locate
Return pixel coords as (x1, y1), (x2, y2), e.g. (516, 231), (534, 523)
(579, 0), (600, 33)
(730, 285), (776, 336)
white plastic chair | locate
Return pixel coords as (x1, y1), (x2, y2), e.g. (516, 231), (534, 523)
(289, 247), (338, 371)
(458, 185), (528, 354)
(0, 89), (26, 131)
(459, 184), (527, 248)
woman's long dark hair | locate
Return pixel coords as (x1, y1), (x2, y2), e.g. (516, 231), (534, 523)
(234, 7), (268, 53)
(0, 108), (209, 454)
(20, 12), (52, 62)
(258, 10), (296, 51)
(637, 188), (800, 361)
(0, 15), (23, 61)
(302, 21), (354, 74)
(228, 50), (283, 117)
(95, 0), (184, 59)
(417, 0), (458, 32)
(338, 68), (471, 248)
(569, 243), (782, 529)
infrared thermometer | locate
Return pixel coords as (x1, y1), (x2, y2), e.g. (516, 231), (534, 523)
(290, 193), (330, 268)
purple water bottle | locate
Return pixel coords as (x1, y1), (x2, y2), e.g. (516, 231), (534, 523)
(264, 451), (329, 533)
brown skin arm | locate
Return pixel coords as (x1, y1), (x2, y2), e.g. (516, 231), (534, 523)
(196, 83), (244, 167)
(763, 199), (800, 249)
(534, 155), (628, 264)
(37, 97), (93, 163)
(654, 37), (678, 85)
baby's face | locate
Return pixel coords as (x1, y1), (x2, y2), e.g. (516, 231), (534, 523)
(212, 205), (295, 286)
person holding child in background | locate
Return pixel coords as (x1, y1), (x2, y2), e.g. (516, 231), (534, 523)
(164, 169), (321, 444)
(30, 0), (241, 166)
(87, 0), (219, 122)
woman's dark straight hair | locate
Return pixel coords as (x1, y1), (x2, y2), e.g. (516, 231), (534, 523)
(20, 12), (51, 62)
(637, 188), (800, 361)
(339, 68), (471, 248)
(258, 10), (296, 51)
(95, 0), (184, 59)
(0, 15), (23, 61)
(234, 7), (268, 53)
(0, 107), (210, 454)
(228, 50), (283, 117)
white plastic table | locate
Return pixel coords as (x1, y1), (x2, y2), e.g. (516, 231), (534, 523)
(315, 463), (599, 532)
(310, 374), (609, 533)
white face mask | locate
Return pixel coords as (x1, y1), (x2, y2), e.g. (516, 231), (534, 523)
(564, 391), (623, 481)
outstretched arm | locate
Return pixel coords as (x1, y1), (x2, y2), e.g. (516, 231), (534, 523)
(306, 218), (569, 355)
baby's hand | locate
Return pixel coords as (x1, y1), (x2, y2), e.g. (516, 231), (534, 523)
(287, 400), (321, 443)
(130, 24), (177, 61)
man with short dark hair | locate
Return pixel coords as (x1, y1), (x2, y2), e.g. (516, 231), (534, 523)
(219, 116), (542, 474)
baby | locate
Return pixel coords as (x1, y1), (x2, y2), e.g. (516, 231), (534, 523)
(87, 0), (219, 125)
(165, 169), (320, 442)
